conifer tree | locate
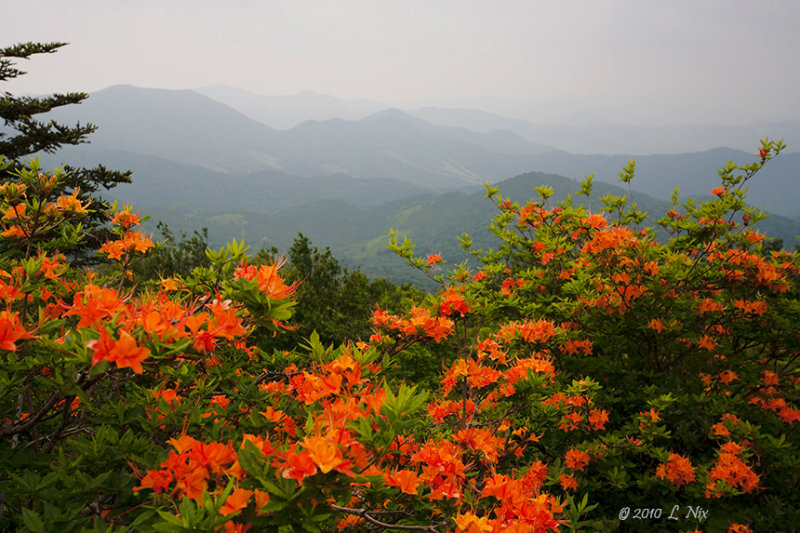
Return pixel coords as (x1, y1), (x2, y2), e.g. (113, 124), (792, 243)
(1, 41), (132, 258)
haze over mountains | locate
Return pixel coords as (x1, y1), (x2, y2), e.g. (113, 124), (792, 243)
(38, 84), (800, 282)
(195, 84), (800, 156)
(195, 85), (388, 130)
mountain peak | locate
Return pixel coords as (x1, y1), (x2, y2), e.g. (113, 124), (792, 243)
(361, 107), (426, 125)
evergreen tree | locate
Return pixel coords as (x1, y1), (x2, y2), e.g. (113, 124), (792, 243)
(255, 233), (422, 350)
(1, 41), (132, 258)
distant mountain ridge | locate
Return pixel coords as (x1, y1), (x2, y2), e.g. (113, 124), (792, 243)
(46, 85), (557, 189)
(40, 84), (800, 221)
(195, 85), (388, 130)
(412, 107), (800, 156)
(46, 85), (281, 174)
(193, 85), (800, 156)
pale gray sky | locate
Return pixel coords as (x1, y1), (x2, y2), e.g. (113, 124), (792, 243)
(4, 0), (799, 126)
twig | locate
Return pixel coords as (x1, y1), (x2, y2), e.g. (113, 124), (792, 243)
(330, 504), (446, 532)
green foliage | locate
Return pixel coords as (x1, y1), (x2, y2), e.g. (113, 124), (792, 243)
(262, 233), (422, 351)
(132, 222), (212, 282)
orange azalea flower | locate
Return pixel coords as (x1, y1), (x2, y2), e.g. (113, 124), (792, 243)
(559, 474), (578, 491)
(746, 231), (764, 244)
(0, 310), (35, 351)
(253, 489), (270, 513)
(472, 271), (488, 282)
(337, 515), (365, 530)
(778, 406), (800, 424)
(761, 370), (779, 387)
(453, 428), (504, 462)
(0, 273), (24, 303)
(234, 259), (297, 301)
(626, 436), (642, 448)
(656, 453), (696, 488)
(612, 271), (631, 285)
(65, 283), (126, 328)
(219, 488), (253, 516)
(564, 449), (590, 471)
(152, 387), (181, 406)
(480, 473), (513, 500)
(439, 286), (470, 317)
(581, 226), (636, 254)
(37, 253), (65, 280)
(207, 299), (248, 340)
(720, 441), (743, 455)
(453, 512), (494, 533)
(559, 411), (583, 432)
(581, 213), (607, 229)
(641, 408), (660, 422)
(425, 316), (454, 342)
(224, 522), (251, 533)
(647, 318), (666, 333)
(56, 190), (88, 214)
(705, 451), (759, 498)
(172, 461), (209, 501)
(99, 231), (154, 260)
(301, 436), (349, 475)
(522, 460), (548, 492)
(513, 319), (555, 344)
(563, 339), (593, 356)
(111, 209), (141, 229)
(281, 446), (317, 482)
(209, 394), (230, 410)
(108, 329), (150, 374)
(733, 299), (767, 316)
(160, 277), (181, 292)
(168, 434), (201, 454)
(718, 370), (738, 385)
(588, 408), (609, 430)
(133, 469), (173, 494)
(727, 524), (753, 533)
(1, 226), (26, 238)
(697, 335), (716, 351)
(698, 298), (723, 314)
(710, 422), (730, 437)
(426, 253), (443, 266)
(2, 202), (26, 220)
(383, 469), (422, 495)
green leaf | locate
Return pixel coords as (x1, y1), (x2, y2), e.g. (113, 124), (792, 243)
(21, 508), (47, 533)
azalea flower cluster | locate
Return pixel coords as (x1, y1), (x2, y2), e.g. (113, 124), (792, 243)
(133, 340), (568, 531)
(371, 305), (455, 343)
(98, 209), (154, 261)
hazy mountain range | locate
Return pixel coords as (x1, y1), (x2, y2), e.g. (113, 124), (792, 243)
(196, 84), (800, 155)
(46, 85), (800, 215)
(35, 84), (800, 283)
(195, 85), (388, 130)
(412, 107), (800, 156)
(135, 170), (800, 287)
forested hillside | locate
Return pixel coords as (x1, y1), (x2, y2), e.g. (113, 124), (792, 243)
(133, 170), (800, 287)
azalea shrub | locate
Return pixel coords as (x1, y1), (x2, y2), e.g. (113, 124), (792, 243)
(0, 141), (797, 533)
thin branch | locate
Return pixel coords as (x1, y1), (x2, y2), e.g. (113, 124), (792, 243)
(330, 504), (445, 532)
(2, 390), (62, 440)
